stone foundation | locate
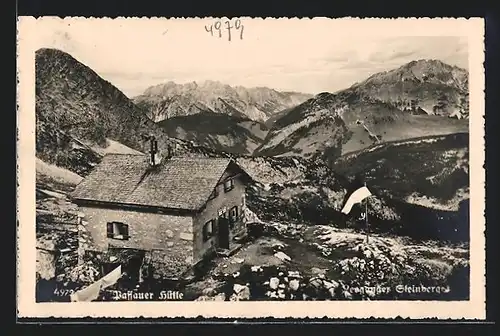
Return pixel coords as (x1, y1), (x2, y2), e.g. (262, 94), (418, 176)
(77, 211), (102, 265)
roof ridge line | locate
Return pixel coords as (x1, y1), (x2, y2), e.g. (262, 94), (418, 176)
(196, 159), (233, 211)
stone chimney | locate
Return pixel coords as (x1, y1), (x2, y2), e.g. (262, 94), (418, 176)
(148, 136), (162, 167)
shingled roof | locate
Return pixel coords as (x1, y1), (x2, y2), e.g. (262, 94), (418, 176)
(71, 154), (237, 211)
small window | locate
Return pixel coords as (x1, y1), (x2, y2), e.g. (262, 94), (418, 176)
(208, 187), (219, 200)
(229, 206), (239, 228)
(224, 178), (234, 192)
(217, 207), (228, 218)
(203, 220), (214, 242)
(107, 222), (129, 240)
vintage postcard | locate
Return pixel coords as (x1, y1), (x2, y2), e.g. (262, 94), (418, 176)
(17, 17), (486, 319)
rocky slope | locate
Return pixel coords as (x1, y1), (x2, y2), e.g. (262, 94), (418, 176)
(331, 133), (470, 242)
(350, 59), (469, 119)
(332, 132), (469, 210)
(247, 132), (470, 243)
(186, 228), (469, 301)
(157, 112), (269, 155)
(133, 80), (313, 123)
(35, 48), (223, 176)
(254, 93), (353, 162)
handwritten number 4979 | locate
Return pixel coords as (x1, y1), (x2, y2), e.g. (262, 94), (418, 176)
(205, 20), (244, 41)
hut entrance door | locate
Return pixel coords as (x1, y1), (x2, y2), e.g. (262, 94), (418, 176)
(217, 216), (230, 250)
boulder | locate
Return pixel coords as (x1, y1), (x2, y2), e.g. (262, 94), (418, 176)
(289, 279), (300, 291)
(214, 293), (226, 301)
(230, 284), (250, 301)
(274, 252), (291, 262)
(232, 258), (244, 264)
(269, 277), (280, 289)
(233, 284), (247, 293)
(311, 267), (327, 277)
(308, 277), (323, 289)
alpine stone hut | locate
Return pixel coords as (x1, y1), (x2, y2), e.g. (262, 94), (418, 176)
(70, 138), (252, 281)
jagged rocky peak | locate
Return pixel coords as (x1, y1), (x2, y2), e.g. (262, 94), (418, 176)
(360, 59), (468, 87)
(134, 80), (313, 123)
(346, 59), (469, 119)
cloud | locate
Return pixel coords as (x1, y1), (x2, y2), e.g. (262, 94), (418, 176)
(32, 18), (471, 96)
(369, 50), (417, 63)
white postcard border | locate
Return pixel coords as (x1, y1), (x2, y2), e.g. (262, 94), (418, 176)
(17, 17), (486, 319)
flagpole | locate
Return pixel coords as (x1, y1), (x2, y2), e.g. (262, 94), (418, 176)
(365, 182), (369, 243)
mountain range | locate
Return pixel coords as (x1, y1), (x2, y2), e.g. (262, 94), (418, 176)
(133, 80), (313, 123)
(137, 59), (469, 159)
(254, 59), (469, 161)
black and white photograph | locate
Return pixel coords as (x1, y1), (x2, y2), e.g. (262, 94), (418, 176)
(17, 17), (485, 319)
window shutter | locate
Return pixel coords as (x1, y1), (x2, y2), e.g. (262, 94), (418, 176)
(224, 178), (234, 192)
(123, 224), (129, 238)
(203, 223), (208, 241)
(106, 222), (114, 238)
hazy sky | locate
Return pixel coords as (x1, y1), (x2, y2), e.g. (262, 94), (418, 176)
(32, 18), (470, 97)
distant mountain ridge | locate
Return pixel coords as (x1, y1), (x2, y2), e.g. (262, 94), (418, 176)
(255, 59), (469, 161)
(350, 59), (469, 119)
(133, 80), (313, 123)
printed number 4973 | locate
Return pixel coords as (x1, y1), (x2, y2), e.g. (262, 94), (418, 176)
(53, 288), (75, 296)
(205, 19), (244, 41)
